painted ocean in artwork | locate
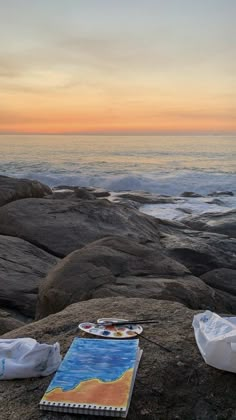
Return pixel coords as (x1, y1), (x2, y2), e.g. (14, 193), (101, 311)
(42, 338), (139, 408)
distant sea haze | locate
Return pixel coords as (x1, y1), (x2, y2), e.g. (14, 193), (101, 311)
(0, 134), (235, 196)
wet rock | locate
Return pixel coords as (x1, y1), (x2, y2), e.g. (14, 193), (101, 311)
(115, 191), (177, 204)
(181, 192), (202, 198)
(182, 209), (236, 238)
(208, 191), (234, 197)
(206, 198), (226, 206)
(86, 187), (110, 197)
(0, 175), (51, 207)
(176, 207), (193, 214)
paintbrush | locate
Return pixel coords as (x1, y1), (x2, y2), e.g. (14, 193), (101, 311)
(95, 319), (160, 327)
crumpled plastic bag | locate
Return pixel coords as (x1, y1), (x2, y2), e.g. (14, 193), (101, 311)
(192, 310), (236, 373)
(0, 338), (61, 380)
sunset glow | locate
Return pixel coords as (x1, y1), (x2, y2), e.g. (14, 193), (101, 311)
(0, 0), (235, 134)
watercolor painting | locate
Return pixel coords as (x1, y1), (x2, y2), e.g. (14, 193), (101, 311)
(41, 338), (139, 408)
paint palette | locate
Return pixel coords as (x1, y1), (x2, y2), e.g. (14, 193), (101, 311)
(78, 318), (143, 338)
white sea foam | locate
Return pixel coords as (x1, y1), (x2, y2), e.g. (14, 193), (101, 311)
(140, 196), (236, 221)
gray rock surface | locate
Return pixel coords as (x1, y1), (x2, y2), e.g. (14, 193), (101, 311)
(0, 198), (161, 257)
(1, 298), (236, 420)
(182, 209), (236, 238)
(0, 309), (24, 335)
(201, 268), (236, 296)
(159, 224), (236, 276)
(0, 235), (59, 317)
(0, 175), (51, 207)
(36, 236), (235, 319)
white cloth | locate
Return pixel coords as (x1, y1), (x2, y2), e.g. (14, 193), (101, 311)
(0, 338), (61, 380)
(193, 310), (236, 373)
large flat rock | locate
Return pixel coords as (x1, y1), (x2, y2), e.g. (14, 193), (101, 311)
(36, 236), (235, 319)
(1, 298), (236, 420)
(0, 235), (59, 317)
(0, 175), (51, 207)
(0, 198), (161, 257)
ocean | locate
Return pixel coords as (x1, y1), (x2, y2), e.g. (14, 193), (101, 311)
(1, 134), (235, 219)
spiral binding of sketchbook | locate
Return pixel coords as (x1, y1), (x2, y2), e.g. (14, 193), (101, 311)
(40, 337), (142, 417)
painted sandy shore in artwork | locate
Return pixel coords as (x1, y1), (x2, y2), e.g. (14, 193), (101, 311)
(43, 368), (133, 408)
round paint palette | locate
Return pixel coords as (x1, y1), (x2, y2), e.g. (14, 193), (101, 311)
(78, 318), (143, 338)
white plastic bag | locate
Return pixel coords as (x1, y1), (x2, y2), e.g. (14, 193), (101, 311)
(192, 310), (236, 373)
(0, 338), (61, 380)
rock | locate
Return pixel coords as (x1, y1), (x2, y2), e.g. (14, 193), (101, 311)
(52, 186), (110, 198)
(182, 209), (236, 238)
(52, 186), (75, 191)
(1, 298), (236, 419)
(50, 190), (76, 200)
(36, 236), (234, 319)
(36, 236), (188, 318)
(86, 187), (110, 197)
(0, 235), (59, 317)
(201, 268), (236, 296)
(115, 191), (177, 204)
(0, 175), (51, 207)
(0, 309), (24, 335)
(206, 198), (226, 206)
(176, 207), (193, 214)
(159, 226), (236, 276)
(111, 198), (141, 210)
(208, 191), (234, 197)
(0, 198), (161, 257)
(74, 187), (95, 200)
(181, 192), (202, 198)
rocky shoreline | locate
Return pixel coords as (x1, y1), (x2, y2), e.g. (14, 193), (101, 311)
(0, 175), (236, 419)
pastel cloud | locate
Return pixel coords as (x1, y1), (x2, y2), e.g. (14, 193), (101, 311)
(0, 0), (235, 134)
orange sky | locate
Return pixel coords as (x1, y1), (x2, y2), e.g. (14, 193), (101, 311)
(0, 1), (235, 134)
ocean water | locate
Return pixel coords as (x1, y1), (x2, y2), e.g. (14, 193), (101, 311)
(0, 134), (235, 219)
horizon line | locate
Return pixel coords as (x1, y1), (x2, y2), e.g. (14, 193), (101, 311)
(0, 130), (236, 136)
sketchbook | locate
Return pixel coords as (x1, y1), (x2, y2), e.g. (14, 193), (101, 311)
(40, 337), (142, 417)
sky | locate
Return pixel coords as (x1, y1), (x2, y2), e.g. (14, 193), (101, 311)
(0, 0), (235, 134)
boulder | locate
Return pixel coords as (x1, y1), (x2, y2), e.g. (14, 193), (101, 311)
(182, 209), (236, 238)
(159, 225), (236, 276)
(1, 298), (236, 419)
(36, 236), (235, 319)
(0, 175), (51, 207)
(0, 235), (59, 317)
(0, 198), (161, 257)
(0, 309), (24, 335)
(201, 268), (236, 296)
